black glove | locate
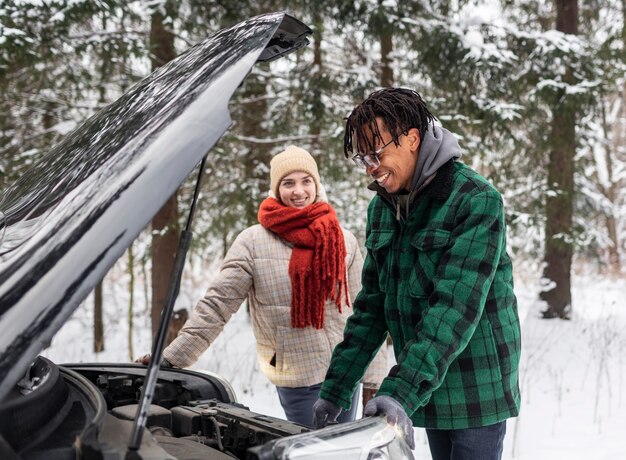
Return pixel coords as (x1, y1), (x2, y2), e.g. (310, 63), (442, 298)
(312, 398), (342, 428)
(363, 395), (415, 450)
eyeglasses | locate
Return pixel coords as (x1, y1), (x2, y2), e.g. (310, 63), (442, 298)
(351, 138), (396, 169)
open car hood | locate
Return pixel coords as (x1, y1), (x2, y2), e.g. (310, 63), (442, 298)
(0, 12), (311, 402)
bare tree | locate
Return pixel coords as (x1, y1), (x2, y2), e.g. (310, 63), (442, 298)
(128, 246), (135, 360)
(599, 98), (622, 273)
(599, 0), (626, 274)
(94, 282), (104, 352)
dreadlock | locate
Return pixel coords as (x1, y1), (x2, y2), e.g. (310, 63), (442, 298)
(343, 88), (436, 158)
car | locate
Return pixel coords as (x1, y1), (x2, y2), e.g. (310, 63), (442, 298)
(0, 11), (414, 460)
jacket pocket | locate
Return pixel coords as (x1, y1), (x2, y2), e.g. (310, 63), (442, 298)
(440, 320), (503, 391)
(365, 230), (394, 293)
(275, 326), (331, 373)
(471, 320), (503, 382)
(408, 228), (451, 298)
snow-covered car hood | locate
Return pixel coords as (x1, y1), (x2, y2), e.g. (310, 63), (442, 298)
(0, 12), (311, 403)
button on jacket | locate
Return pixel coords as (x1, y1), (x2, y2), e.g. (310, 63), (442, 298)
(164, 224), (387, 388)
(320, 160), (521, 429)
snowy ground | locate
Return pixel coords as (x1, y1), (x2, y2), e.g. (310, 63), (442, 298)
(42, 261), (626, 459)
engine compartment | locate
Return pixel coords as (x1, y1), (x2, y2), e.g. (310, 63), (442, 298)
(73, 363), (310, 460)
(0, 359), (309, 460)
(107, 400), (310, 459)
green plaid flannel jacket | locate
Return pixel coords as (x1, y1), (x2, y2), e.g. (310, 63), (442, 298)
(320, 160), (521, 429)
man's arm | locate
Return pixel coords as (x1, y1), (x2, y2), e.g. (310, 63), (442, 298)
(320, 214), (389, 409)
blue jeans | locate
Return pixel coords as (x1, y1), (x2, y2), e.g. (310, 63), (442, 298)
(426, 421), (506, 460)
(276, 383), (360, 428)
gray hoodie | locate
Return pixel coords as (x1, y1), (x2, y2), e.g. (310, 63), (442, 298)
(410, 124), (462, 192)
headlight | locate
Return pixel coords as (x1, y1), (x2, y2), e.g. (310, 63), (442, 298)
(259, 416), (414, 460)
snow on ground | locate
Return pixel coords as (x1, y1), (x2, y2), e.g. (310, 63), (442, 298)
(506, 274), (626, 460)
(42, 262), (626, 459)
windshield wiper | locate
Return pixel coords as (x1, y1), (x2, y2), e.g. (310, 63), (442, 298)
(126, 155), (207, 456)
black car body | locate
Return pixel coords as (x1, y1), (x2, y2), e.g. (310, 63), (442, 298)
(0, 12), (414, 460)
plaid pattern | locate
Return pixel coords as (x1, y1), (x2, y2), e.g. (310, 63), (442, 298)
(164, 224), (387, 388)
(320, 161), (521, 429)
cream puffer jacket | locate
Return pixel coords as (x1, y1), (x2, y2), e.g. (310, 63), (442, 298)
(164, 224), (387, 388)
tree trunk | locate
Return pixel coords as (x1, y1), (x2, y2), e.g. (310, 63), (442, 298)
(540, 0), (578, 319)
(379, 9), (394, 347)
(149, 7), (176, 68)
(600, 99), (621, 273)
(128, 245), (135, 361)
(150, 194), (180, 342)
(240, 74), (270, 227)
(380, 29), (393, 87)
(94, 282), (104, 352)
(310, 10), (324, 158)
(604, 1), (626, 273)
(93, 12), (109, 354)
(148, 2), (185, 344)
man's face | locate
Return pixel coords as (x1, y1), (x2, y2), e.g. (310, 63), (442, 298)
(357, 118), (420, 194)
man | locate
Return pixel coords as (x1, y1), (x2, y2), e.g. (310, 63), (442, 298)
(313, 88), (521, 460)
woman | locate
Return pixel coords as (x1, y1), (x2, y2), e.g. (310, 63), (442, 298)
(139, 145), (386, 427)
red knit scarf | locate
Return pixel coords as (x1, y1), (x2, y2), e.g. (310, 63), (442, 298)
(257, 197), (349, 329)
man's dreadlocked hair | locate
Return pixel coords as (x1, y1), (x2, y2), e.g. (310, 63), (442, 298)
(343, 88), (435, 158)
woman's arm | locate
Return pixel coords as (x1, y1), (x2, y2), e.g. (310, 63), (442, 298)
(163, 227), (255, 367)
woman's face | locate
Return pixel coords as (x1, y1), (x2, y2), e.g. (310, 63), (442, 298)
(278, 171), (316, 208)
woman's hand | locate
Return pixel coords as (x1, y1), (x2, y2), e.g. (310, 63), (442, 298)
(134, 354), (151, 365)
(134, 354), (175, 367)
(362, 386), (378, 412)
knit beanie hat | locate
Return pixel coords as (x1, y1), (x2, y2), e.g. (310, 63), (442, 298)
(270, 145), (322, 200)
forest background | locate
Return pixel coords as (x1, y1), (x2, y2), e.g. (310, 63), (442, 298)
(1, 1), (626, 457)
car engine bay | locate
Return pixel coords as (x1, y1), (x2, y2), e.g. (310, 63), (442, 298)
(0, 358), (309, 460)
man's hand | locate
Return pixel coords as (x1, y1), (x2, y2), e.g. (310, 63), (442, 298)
(363, 395), (415, 450)
(312, 398), (342, 429)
